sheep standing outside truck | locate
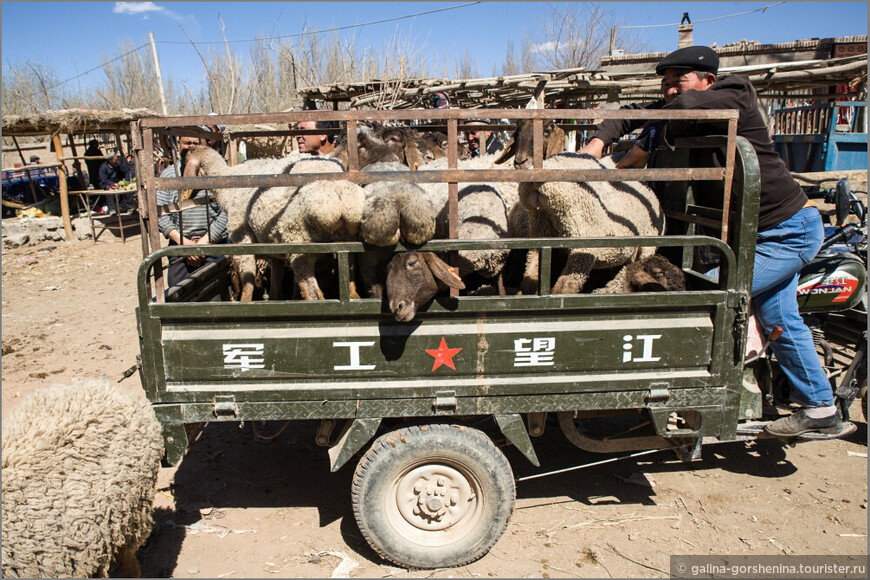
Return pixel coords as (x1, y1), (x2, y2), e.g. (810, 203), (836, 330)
(1, 379), (163, 578)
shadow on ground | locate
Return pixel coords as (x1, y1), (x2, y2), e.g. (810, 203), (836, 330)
(138, 411), (866, 574)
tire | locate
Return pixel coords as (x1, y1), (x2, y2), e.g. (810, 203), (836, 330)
(351, 423), (515, 569)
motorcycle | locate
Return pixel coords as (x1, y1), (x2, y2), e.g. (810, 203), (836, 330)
(749, 177), (868, 437)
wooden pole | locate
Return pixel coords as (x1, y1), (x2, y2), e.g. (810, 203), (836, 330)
(150, 31), (169, 116)
(51, 133), (75, 241)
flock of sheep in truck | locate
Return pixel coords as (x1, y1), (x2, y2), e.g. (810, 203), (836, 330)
(178, 119), (687, 321)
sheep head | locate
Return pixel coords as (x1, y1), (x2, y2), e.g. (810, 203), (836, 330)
(386, 251), (465, 322)
(332, 125), (402, 169)
(375, 126), (434, 170)
(180, 145), (227, 200)
(494, 119), (567, 169)
(422, 132), (448, 160)
(627, 254), (686, 292)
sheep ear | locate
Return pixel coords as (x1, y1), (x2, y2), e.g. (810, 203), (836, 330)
(545, 125), (567, 158)
(181, 148), (202, 200)
(494, 136), (516, 165)
(421, 252), (465, 289)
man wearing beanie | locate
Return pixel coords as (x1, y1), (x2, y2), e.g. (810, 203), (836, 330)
(579, 46), (842, 438)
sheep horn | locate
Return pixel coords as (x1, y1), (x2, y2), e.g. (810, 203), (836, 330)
(493, 136), (516, 165)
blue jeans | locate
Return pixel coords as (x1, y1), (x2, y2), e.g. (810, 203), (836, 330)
(752, 207), (833, 407)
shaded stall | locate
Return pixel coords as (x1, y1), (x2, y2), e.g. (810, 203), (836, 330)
(2, 108), (161, 242)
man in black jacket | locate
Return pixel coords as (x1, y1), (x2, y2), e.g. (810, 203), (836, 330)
(579, 46), (842, 438)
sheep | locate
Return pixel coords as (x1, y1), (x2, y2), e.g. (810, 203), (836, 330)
(417, 155), (513, 288)
(330, 124), (402, 169)
(494, 118), (568, 170)
(359, 162), (436, 247)
(1, 379), (163, 578)
(182, 145), (366, 301)
(593, 253), (687, 294)
(515, 152), (665, 295)
(365, 156), (513, 320)
(386, 251), (466, 322)
(352, 162), (438, 299)
(419, 131), (471, 161)
(379, 126), (437, 169)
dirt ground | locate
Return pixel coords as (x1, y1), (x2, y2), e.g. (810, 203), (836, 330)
(1, 231), (867, 579)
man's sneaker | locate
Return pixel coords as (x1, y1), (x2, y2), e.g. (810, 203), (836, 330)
(764, 407), (842, 437)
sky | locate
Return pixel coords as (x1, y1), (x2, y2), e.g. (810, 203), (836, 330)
(1, 1), (868, 96)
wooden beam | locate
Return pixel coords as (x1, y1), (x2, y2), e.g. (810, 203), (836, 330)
(51, 133), (75, 241)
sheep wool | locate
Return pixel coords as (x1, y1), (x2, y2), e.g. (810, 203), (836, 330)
(418, 156), (512, 280)
(2, 380), (163, 578)
(517, 152), (665, 294)
(182, 146), (366, 300)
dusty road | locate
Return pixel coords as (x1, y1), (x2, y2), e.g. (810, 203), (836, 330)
(1, 232), (867, 578)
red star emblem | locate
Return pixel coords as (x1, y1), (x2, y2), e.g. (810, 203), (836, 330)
(426, 337), (462, 371)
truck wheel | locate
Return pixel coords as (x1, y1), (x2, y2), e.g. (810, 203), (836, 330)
(351, 423), (515, 569)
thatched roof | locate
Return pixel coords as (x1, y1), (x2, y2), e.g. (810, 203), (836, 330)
(2, 108), (162, 137)
(297, 35), (867, 109)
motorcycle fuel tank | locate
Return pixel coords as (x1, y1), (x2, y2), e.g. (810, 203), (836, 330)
(796, 253), (866, 312)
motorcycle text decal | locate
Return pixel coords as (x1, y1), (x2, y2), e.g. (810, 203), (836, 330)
(622, 334), (662, 363)
(223, 343), (265, 371)
(797, 273), (859, 303)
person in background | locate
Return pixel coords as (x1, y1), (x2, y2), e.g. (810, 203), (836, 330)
(97, 149), (131, 215)
(295, 120), (335, 156)
(465, 119), (505, 158)
(83, 139), (105, 212)
(125, 153), (136, 179)
(28, 155), (41, 165)
(578, 45), (841, 438)
(155, 134), (229, 287)
(430, 91), (450, 110)
(67, 160), (89, 192)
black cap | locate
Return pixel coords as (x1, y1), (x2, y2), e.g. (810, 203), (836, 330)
(29, 155), (40, 163)
(655, 46), (719, 75)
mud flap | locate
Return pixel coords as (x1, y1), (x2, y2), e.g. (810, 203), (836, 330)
(153, 404), (188, 467)
(671, 437), (703, 462)
(328, 418), (382, 472)
(494, 414), (540, 467)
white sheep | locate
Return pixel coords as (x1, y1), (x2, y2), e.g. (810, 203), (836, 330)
(417, 155), (513, 285)
(1, 379), (163, 578)
(182, 145), (366, 301)
(357, 162), (437, 298)
(517, 152), (665, 295)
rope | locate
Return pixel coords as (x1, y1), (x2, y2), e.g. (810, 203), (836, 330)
(157, 2), (482, 45)
(516, 446), (688, 482)
(619, 2), (785, 29)
(251, 420), (291, 441)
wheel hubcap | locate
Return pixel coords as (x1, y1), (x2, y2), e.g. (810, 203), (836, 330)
(396, 465), (474, 531)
